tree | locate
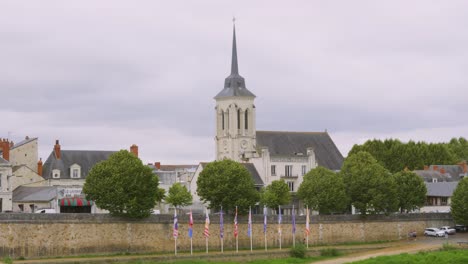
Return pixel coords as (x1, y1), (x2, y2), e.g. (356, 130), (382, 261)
(393, 170), (427, 213)
(260, 180), (291, 210)
(83, 150), (163, 218)
(165, 182), (193, 209)
(341, 151), (398, 215)
(451, 178), (468, 225)
(297, 166), (348, 214)
(197, 160), (259, 213)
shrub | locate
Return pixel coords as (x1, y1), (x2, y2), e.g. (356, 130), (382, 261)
(441, 242), (457, 251)
(290, 243), (307, 258)
(320, 248), (341, 256)
(3, 256), (13, 264)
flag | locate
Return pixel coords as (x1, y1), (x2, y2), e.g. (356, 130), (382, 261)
(247, 207), (252, 237)
(292, 205), (296, 234)
(173, 210), (178, 238)
(188, 209), (193, 238)
(278, 205), (282, 234)
(305, 206), (310, 236)
(263, 206), (267, 234)
(220, 208), (224, 238)
(234, 206), (238, 238)
(204, 210), (210, 237)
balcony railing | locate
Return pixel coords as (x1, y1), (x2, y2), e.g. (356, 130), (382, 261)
(280, 175), (298, 179)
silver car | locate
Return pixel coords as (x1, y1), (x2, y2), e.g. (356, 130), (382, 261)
(439, 226), (456, 235)
(424, 228), (445, 237)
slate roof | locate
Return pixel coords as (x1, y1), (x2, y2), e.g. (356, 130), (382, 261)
(413, 170), (454, 182)
(256, 131), (344, 170)
(11, 137), (37, 150)
(429, 165), (465, 179)
(0, 157), (9, 165)
(42, 150), (116, 179)
(150, 165), (198, 171)
(425, 182), (458, 197)
(214, 25), (255, 99)
(13, 186), (57, 202)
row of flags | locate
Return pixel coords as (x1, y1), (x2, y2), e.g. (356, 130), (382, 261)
(172, 206), (310, 239)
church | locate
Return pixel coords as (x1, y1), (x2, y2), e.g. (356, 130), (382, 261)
(190, 26), (344, 213)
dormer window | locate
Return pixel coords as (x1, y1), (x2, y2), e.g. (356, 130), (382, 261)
(432, 178), (438, 183)
(70, 164), (81, 178)
(52, 169), (61, 178)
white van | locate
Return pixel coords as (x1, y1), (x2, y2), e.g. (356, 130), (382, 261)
(35, 209), (57, 214)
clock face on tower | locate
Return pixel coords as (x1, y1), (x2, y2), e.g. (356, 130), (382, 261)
(240, 140), (248, 149)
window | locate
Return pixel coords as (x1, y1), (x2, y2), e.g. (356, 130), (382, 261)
(441, 197), (448, 206)
(0, 173), (2, 188)
(301, 165), (307, 176)
(271, 165), (276, 176)
(287, 181), (294, 192)
(52, 169), (60, 178)
(432, 178), (438, 183)
(285, 165), (293, 177)
(70, 164), (81, 178)
(18, 204), (24, 212)
(244, 109), (248, 130)
(221, 111), (225, 130)
(237, 109), (241, 129)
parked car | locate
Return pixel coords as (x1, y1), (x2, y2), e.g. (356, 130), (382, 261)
(455, 225), (468, 233)
(439, 226), (456, 235)
(424, 228), (445, 237)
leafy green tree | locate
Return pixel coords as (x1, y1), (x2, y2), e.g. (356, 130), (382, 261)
(297, 166), (348, 214)
(341, 151), (398, 215)
(393, 171), (427, 213)
(451, 178), (468, 225)
(447, 137), (468, 162)
(165, 182), (193, 209)
(83, 150), (163, 218)
(197, 160), (259, 213)
(260, 180), (291, 210)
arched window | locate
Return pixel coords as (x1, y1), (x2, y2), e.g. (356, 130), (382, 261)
(237, 109), (241, 129)
(221, 110), (225, 130)
(245, 109), (249, 130)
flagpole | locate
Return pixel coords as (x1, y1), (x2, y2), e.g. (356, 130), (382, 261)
(220, 206), (224, 253)
(292, 205), (296, 247)
(250, 206), (253, 252)
(264, 206), (267, 251)
(278, 205), (282, 250)
(175, 237), (177, 256)
(173, 209), (178, 256)
(306, 206), (309, 249)
(235, 206), (238, 253)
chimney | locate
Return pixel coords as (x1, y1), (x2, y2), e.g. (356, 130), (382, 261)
(0, 138), (10, 161)
(37, 158), (43, 176)
(155, 162), (161, 170)
(54, 140), (61, 159)
(424, 165), (429, 170)
(433, 165), (438, 171)
(459, 161), (468, 173)
(440, 167), (446, 174)
(130, 144), (138, 157)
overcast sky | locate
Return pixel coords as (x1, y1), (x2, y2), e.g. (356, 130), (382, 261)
(2, 1), (467, 165)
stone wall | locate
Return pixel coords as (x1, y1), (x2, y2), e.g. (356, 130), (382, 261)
(0, 213), (453, 258)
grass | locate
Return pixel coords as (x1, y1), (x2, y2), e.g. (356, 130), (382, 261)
(349, 249), (468, 264)
(121, 256), (334, 264)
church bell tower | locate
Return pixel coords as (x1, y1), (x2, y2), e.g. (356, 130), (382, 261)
(214, 24), (257, 162)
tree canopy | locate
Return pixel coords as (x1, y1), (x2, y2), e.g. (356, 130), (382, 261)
(196, 160), (259, 213)
(348, 138), (465, 173)
(451, 178), (468, 225)
(341, 151), (398, 215)
(297, 166), (348, 214)
(260, 180), (291, 209)
(83, 150), (163, 218)
(165, 182), (193, 209)
(393, 170), (427, 213)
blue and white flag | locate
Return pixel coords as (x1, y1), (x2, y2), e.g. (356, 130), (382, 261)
(247, 207), (252, 237)
(263, 206), (267, 234)
(220, 207), (224, 238)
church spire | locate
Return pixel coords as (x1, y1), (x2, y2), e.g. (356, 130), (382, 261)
(231, 23), (239, 75)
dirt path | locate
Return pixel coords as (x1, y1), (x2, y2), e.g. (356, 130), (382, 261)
(312, 240), (442, 264)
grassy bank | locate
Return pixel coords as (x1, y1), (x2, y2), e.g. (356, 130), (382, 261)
(350, 249), (468, 264)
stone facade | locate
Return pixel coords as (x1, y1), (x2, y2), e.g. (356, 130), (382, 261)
(9, 137), (39, 173)
(0, 213), (453, 258)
